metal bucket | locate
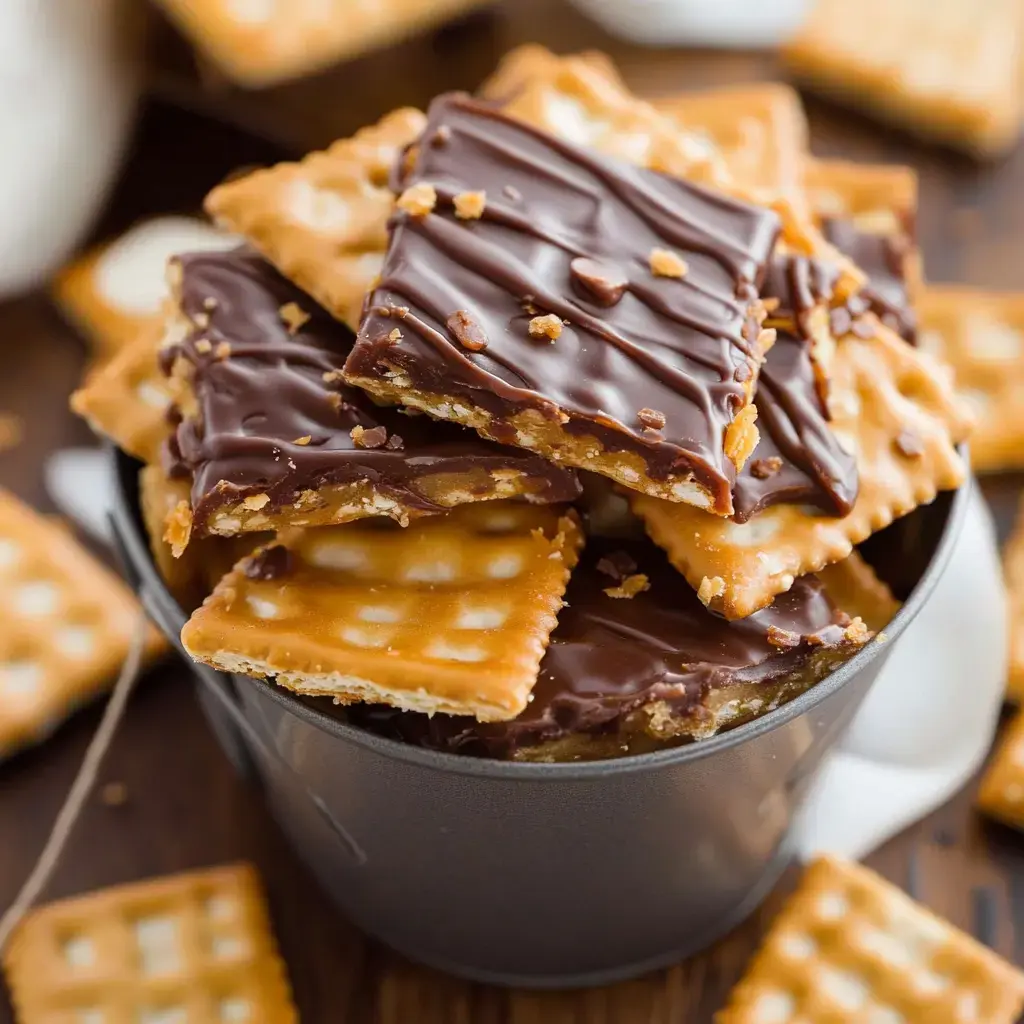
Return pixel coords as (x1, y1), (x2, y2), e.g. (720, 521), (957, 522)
(109, 447), (968, 988)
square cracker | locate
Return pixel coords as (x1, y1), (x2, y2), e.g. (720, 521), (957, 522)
(653, 82), (809, 208)
(1002, 501), (1024, 703)
(52, 217), (236, 362)
(717, 854), (1024, 1023)
(0, 489), (165, 758)
(781, 0), (1024, 157)
(181, 502), (583, 721)
(3, 863), (297, 1023)
(70, 326), (174, 465)
(152, 0), (490, 87)
(918, 286), (1024, 473)
(631, 319), (968, 619)
(977, 711), (1024, 830)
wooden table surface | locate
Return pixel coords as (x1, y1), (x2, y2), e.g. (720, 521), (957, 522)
(3, 2), (1024, 1020)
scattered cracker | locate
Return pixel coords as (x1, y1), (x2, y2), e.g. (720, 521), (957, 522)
(603, 573), (649, 599)
(978, 711), (1024, 830)
(718, 854), (1024, 1023)
(782, 0), (1023, 157)
(3, 863), (297, 1022)
(649, 248), (688, 278)
(0, 489), (165, 759)
(528, 313), (563, 340)
(1002, 501), (1024, 703)
(151, 0), (490, 86)
(698, 575), (725, 607)
(51, 216), (236, 362)
(632, 321), (968, 618)
(181, 503), (583, 721)
(918, 286), (1024, 473)
(453, 190), (486, 220)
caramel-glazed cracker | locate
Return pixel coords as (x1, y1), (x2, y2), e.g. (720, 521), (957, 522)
(815, 553), (901, 633)
(204, 107), (427, 331)
(153, 0), (490, 87)
(71, 327), (173, 464)
(53, 217), (236, 362)
(0, 489), (165, 758)
(654, 82), (809, 208)
(1004, 501), (1024, 703)
(717, 854), (1024, 1023)
(632, 320), (968, 619)
(3, 863), (297, 1023)
(977, 711), (1024, 830)
(182, 502), (583, 721)
(782, 0), (1024, 157)
(918, 286), (1024, 473)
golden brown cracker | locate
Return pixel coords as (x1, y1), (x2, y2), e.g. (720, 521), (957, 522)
(717, 854), (1024, 1023)
(0, 489), (165, 758)
(53, 217), (236, 362)
(977, 711), (1024, 829)
(654, 82), (809, 207)
(1002, 500), (1024, 703)
(918, 286), (1024, 473)
(3, 863), (297, 1023)
(152, 0), (490, 87)
(631, 320), (968, 619)
(71, 326), (173, 464)
(806, 158), (918, 230)
(815, 551), (901, 633)
(782, 0), (1024, 157)
(182, 502), (583, 721)
(205, 107), (427, 331)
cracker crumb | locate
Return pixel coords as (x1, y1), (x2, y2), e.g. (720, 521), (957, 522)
(454, 190), (486, 220)
(724, 404), (760, 470)
(650, 248), (688, 278)
(192, 311), (210, 330)
(164, 500), (193, 558)
(194, 339), (213, 354)
(604, 573), (650, 599)
(446, 309), (488, 351)
(637, 407), (666, 430)
(528, 314), (563, 341)
(697, 575), (725, 607)
(203, 296), (218, 311)
(280, 301), (310, 334)
(389, 328), (403, 342)
(845, 617), (871, 643)
(397, 182), (437, 217)
(767, 625), (800, 649)
(351, 425), (388, 449)
(293, 435), (312, 446)
(214, 341), (231, 360)
(322, 369), (345, 384)
(895, 429), (924, 458)
(101, 781), (128, 807)
(875, 630), (889, 644)
(243, 493), (271, 511)
(751, 456), (783, 479)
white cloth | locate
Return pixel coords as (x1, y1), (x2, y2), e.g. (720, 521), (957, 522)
(796, 482), (1006, 861)
(45, 453), (1004, 863)
(0, 0), (142, 298)
(567, 0), (810, 48)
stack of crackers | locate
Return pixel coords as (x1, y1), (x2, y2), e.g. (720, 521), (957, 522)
(69, 46), (971, 764)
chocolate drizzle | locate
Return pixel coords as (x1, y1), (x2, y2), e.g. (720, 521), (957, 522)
(731, 255), (859, 521)
(162, 249), (580, 528)
(346, 92), (781, 514)
(345, 538), (856, 759)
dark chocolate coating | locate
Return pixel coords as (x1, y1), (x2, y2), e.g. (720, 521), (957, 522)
(163, 249), (580, 526)
(731, 255), (859, 521)
(822, 217), (917, 343)
(344, 538), (854, 759)
(346, 93), (781, 514)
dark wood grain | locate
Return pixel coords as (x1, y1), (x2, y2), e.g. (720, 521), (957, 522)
(2, 2), (1024, 1020)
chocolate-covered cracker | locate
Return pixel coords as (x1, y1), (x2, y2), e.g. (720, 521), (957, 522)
(344, 93), (781, 516)
(346, 538), (871, 761)
(162, 248), (579, 544)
